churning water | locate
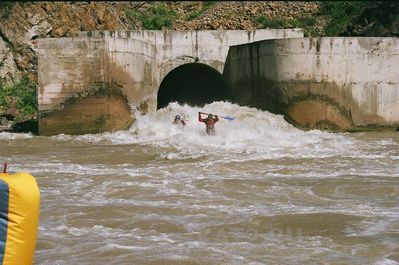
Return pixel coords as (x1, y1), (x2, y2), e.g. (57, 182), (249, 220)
(1, 101), (398, 265)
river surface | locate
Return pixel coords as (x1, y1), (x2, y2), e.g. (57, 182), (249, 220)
(1, 102), (398, 265)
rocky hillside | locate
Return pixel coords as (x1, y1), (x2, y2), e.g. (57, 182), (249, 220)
(136, 2), (320, 30)
(2, 1), (398, 85)
(0, 1), (398, 126)
(0, 1), (131, 125)
(0, 2), (131, 84)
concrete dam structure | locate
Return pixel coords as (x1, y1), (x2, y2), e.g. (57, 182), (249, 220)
(224, 37), (399, 131)
(38, 30), (399, 135)
(38, 29), (303, 135)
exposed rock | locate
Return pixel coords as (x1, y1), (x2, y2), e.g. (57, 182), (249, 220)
(0, 2), (131, 84)
(8, 1), (393, 87)
(0, 97), (20, 120)
(1, 1), (397, 87)
(170, 1), (320, 31)
(0, 35), (19, 83)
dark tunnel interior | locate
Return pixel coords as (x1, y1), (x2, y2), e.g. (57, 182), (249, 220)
(157, 63), (231, 109)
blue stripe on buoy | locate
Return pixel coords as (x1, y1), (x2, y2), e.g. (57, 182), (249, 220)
(0, 180), (9, 265)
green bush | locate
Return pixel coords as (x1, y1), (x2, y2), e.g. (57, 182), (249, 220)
(125, 8), (141, 23)
(254, 14), (317, 31)
(0, 2), (15, 19)
(289, 15), (318, 36)
(202, 1), (217, 9)
(320, 1), (368, 36)
(254, 15), (288, 29)
(0, 77), (37, 121)
(289, 15), (317, 28)
(185, 10), (201, 21)
(125, 3), (177, 30)
(185, 1), (217, 21)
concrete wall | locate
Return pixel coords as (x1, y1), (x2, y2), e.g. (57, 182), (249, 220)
(153, 29), (303, 82)
(38, 29), (304, 135)
(38, 37), (137, 135)
(72, 29), (304, 87)
(38, 38), (107, 112)
(225, 37), (399, 131)
(107, 37), (158, 112)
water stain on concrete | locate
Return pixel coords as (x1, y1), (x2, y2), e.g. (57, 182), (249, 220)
(39, 93), (133, 136)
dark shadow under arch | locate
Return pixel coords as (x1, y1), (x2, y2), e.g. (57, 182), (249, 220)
(157, 63), (231, 109)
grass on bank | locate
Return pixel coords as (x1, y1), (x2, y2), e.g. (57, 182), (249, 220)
(124, 1), (370, 36)
(125, 1), (219, 29)
(184, 1), (218, 21)
(0, 77), (37, 121)
(254, 1), (369, 36)
(253, 14), (318, 36)
(319, 1), (369, 36)
(125, 3), (177, 30)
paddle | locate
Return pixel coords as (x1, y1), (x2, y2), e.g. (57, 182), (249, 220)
(200, 112), (235, 121)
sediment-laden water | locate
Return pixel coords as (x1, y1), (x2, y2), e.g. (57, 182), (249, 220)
(1, 102), (398, 265)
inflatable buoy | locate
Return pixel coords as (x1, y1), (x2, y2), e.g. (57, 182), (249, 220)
(0, 164), (40, 265)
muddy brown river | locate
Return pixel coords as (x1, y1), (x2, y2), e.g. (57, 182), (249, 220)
(1, 102), (398, 265)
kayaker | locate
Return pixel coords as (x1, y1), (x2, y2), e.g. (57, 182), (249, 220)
(172, 115), (186, 126)
(198, 112), (219, 135)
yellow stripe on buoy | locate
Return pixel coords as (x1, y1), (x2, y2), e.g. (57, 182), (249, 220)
(0, 171), (40, 265)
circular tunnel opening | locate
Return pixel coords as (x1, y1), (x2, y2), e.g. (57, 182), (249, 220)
(157, 63), (231, 109)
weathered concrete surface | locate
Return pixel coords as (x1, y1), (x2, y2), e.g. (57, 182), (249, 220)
(38, 29), (303, 135)
(38, 38), (107, 112)
(38, 34), (158, 135)
(39, 95), (132, 136)
(224, 37), (399, 131)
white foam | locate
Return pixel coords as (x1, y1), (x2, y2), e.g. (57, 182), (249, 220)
(0, 132), (33, 140)
(105, 243), (149, 251)
(56, 101), (358, 160)
(375, 259), (399, 265)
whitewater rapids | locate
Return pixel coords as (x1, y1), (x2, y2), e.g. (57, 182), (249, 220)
(1, 101), (398, 265)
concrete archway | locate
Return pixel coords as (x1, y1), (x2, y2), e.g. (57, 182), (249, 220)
(157, 63), (231, 109)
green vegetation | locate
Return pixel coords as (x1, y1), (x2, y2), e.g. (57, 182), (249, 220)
(290, 16), (318, 29)
(185, 10), (201, 21)
(202, 1), (217, 9)
(0, 2), (15, 19)
(291, 15), (319, 37)
(124, 1), (372, 36)
(254, 1), (370, 37)
(320, 1), (368, 36)
(125, 3), (177, 30)
(0, 77), (37, 121)
(125, 1), (218, 26)
(185, 1), (218, 21)
(254, 16), (287, 29)
(254, 14), (318, 36)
